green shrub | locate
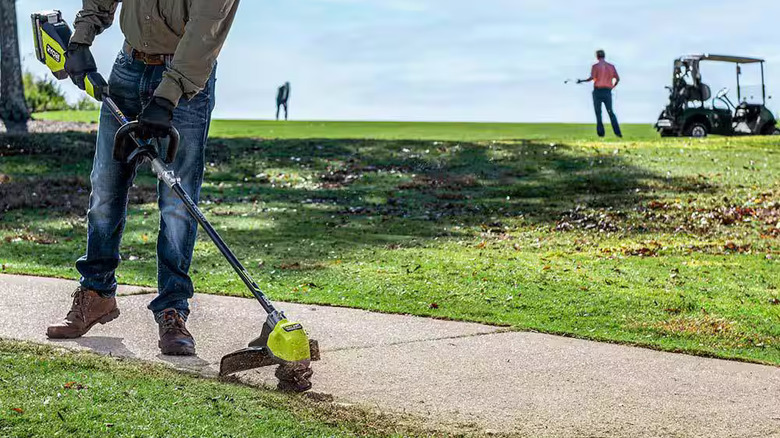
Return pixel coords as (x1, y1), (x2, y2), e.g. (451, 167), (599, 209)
(24, 72), (101, 113)
(24, 72), (69, 112)
(73, 95), (100, 111)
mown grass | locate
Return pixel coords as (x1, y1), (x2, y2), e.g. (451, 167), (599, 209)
(34, 110), (658, 141)
(33, 110), (101, 124)
(1, 122), (779, 366)
(0, 340), (438, 438)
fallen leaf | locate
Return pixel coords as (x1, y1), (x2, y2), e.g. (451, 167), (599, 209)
(647, 200), (669, 210)
(63, 381), (86, 390)
(429, 302), (439, 309)
(11, 408), (23, 414)
(724, 241), (751, 253)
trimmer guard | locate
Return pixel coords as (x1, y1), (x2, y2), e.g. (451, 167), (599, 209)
(219, 339), (320, 377)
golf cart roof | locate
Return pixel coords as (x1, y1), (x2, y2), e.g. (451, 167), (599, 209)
(680, 54), (765, 64)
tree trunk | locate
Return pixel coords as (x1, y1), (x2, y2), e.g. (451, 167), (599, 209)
(0, 0), (29, 133)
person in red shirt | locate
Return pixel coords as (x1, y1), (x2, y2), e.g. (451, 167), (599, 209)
(578, 50), (622, 138)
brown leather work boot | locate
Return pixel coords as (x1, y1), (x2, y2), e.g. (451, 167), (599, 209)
(47, 287), (120, 339)
(158, 308), (196, 356)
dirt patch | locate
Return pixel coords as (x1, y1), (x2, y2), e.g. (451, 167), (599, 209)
(0, 131), (97, 161)
(0, 177), (156, 216)
(0, 120), (97, 134)
(0, 176), (90, 216)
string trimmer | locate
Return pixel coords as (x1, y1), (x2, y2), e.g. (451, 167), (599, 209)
(32, 10), (319, 392)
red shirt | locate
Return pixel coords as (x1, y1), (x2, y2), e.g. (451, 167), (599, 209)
(591, 60), (619, 89)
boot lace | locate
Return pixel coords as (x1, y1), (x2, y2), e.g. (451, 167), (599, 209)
(160, 310), (190, 336)
(68, 287), (91, 322)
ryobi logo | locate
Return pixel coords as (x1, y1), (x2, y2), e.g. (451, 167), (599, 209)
(283, 323), (303, 332)
(46, 44), (61, 63)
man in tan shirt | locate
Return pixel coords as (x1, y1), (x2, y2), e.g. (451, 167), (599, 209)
(47, 0), (240, 357)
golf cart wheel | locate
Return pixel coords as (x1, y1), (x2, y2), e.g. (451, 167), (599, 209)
(684, 123), (708, 138)
(761, 124), (780, 135)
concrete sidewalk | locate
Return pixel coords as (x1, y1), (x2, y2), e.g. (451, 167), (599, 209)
(0, 274), (778, 437)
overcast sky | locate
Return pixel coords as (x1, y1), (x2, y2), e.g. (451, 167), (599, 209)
(19, 1), (780, 122)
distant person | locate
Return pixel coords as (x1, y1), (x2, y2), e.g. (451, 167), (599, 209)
(276, 82), (290, 120)
(578, 50), (622, 138)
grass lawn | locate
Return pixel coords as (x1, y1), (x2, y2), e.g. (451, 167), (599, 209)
(0, 340), (420, 438)
(34, 110), (658, 141)
(1, 119), (779, 366)
(33, 110), (102, 124)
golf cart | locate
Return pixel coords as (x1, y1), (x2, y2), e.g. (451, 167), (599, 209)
(656, 54), (778, 137)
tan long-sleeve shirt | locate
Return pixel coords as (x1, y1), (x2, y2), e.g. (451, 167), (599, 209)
(72, 0), (240, 105)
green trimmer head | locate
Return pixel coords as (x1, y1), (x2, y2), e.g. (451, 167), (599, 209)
(220, 310), (320, 392)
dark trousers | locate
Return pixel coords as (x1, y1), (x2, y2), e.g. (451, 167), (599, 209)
(592, 88), (622, 137)
(276, 102), (288, 120)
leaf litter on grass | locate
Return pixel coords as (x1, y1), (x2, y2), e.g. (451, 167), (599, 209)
(636, 314), (778, 350)
(3, 130), (780, 366)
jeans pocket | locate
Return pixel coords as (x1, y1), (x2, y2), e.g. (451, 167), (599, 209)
(175, 94), (211, 128)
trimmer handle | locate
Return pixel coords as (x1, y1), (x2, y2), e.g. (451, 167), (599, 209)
(114, 121), (181, 165)
(84, 72), (109, 102)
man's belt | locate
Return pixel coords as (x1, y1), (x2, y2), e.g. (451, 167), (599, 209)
(123, 42), (173, 66)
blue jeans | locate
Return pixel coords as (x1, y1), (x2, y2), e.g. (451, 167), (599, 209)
(593, 88), (622, 137)
(76, 48), (216, 318)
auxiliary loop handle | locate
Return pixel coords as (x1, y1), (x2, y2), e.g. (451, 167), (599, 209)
(113, 121), (180, 164)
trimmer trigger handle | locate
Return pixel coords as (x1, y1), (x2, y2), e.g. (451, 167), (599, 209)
(85, 72), (108, 102)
